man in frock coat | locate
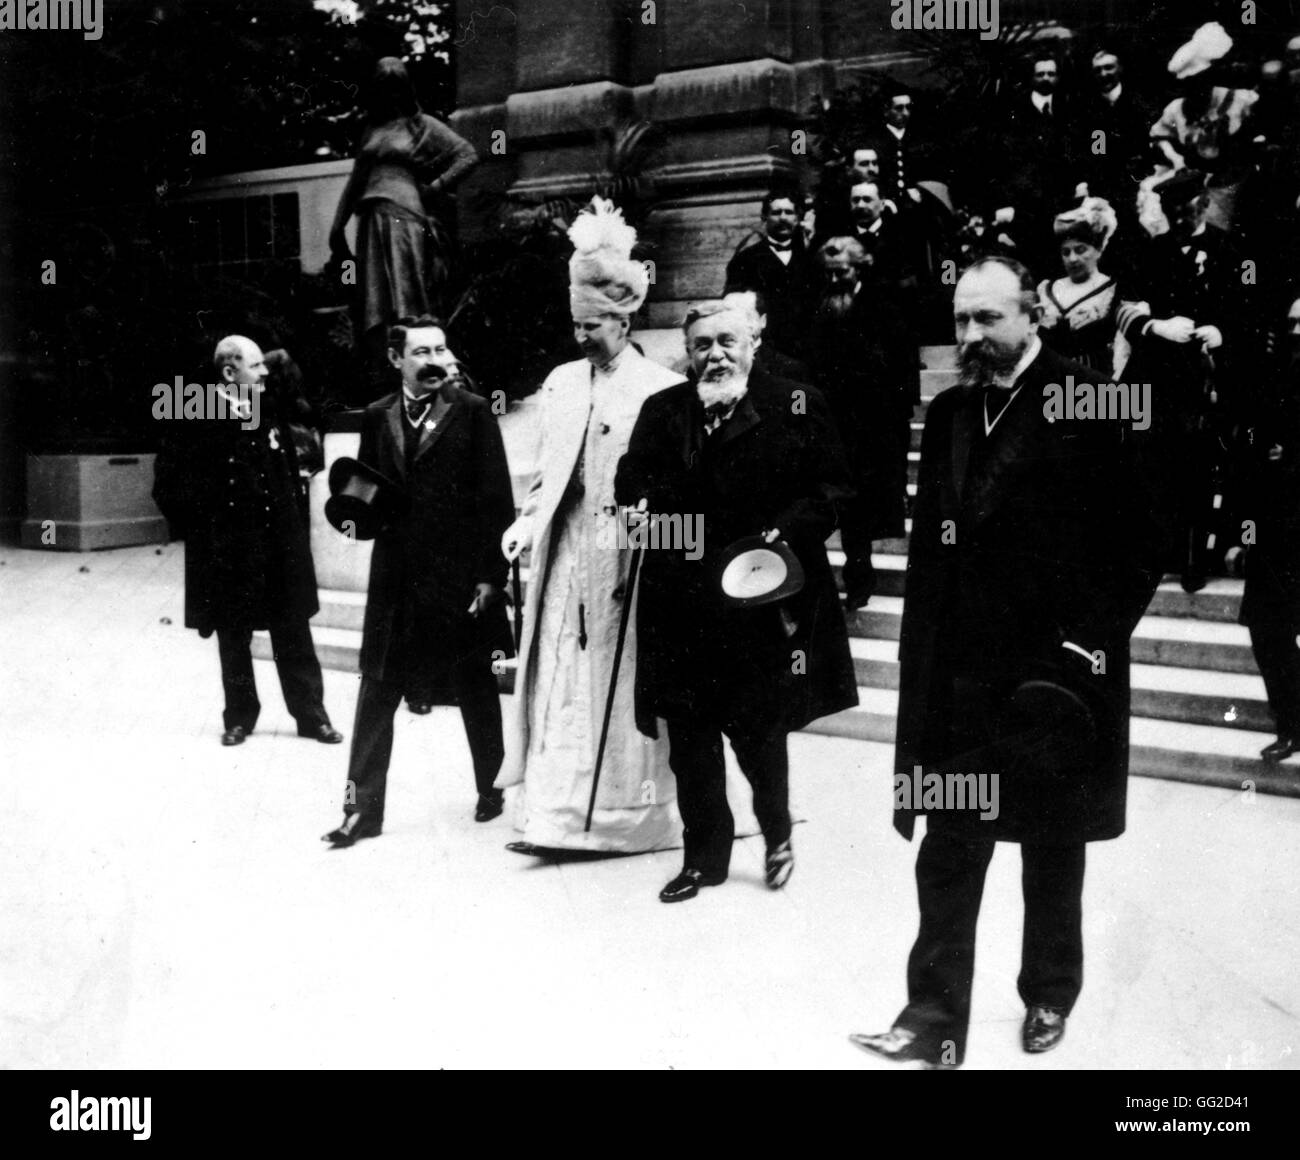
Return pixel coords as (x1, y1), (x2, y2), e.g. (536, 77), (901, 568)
(850, 258), (1165, 1067)
(615, 300), (858, 901)
(152, 335), (342, 748)
(322, 317), (515, 847)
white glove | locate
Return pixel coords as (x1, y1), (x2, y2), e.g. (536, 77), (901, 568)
(501, 516), (532, 563)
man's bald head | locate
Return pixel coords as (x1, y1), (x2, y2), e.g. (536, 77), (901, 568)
(213, 335), (268, 389)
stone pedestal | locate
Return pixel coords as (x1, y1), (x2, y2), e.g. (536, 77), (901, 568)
(20, 454), (168, 551)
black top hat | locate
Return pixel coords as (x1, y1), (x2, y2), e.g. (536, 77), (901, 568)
(714, 535), (806, 607)
(325, 457), (407, 541)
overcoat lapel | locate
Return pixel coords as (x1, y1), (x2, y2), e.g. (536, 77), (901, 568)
(712, 393), (762, 451)
(412, 391), (465, 466)
(382, 400), (406, 480)
(950, 386), (980, 502)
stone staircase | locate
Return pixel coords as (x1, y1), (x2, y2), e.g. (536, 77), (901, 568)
(257, 345), (1300, 798)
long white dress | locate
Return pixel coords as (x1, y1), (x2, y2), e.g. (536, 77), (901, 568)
(497, 347), (683, 852)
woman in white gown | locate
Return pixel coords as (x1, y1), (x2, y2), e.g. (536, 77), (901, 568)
(497, 199), (683, 853)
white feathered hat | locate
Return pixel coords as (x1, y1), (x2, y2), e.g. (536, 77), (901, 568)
(568, 197), (648, 318)
(1168, 22), (1233, 80)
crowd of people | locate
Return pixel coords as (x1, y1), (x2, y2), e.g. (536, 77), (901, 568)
(150, 21), (1300, 1068)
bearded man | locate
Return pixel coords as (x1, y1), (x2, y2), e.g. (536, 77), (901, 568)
(615, 300), (857, 902)
(849, 257), (1164, 1067)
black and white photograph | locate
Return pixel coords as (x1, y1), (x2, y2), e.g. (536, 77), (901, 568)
(1, 0), (1298, 1110)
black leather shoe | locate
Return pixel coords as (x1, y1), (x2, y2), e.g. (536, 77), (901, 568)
(764, 839), (794, 890)
(221, 725), (249, 747)
(475, 790), (505, 822)
(1261, 736), (1297, 763)
(298, 722), (344, 744)
(844, 586), (874, 612)
(849, 1028), (959, 1069)
(658, 868), (727, 903)
(1022, 1005), (1067, 1054)
(322, 812), (381, 848)
(408, 701), (433, 716)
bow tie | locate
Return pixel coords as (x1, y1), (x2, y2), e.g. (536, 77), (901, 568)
(404, 394), (432, 423)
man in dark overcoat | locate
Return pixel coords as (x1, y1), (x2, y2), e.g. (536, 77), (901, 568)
(615, 300), (858, 902)
(851, 258), (1165, 1068)
(724, 187), (817, 362)
(1240, 294), (1300, 763)
(322, 317), (515, 847)
(152, 334), (342, 748)
(809, 235), (921, 609)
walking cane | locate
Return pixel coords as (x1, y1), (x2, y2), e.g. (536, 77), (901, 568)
(584, 535), (646, 832)
(511, 557), (524, 654)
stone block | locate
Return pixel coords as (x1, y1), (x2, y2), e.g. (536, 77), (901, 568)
(21, 454), (168, 551)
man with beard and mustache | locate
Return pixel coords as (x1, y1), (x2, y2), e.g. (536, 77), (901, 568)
(615, 301), (857, 902)
(1239, 295), (1300, 765)
(849, 257), (1164, 1067)
(809, 236), (919, 611)
(322, 317), (515, 847)
(724, 187), (816, 361)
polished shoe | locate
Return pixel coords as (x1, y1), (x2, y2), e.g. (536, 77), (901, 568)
(221, 725), (249, 747)
(849, 1027), (959, 1070)
(844, 586), (874, 612)
(658, 867), (727, 903)
(1261, 736), (1298, 763)
(408, 701), (433, 716)
(1022, 1005), (1067, 1054)
(475, 790), (505, 822)
(322, 812), (381, 848)
(298, 722), (344, 744)
(764, 839), (794, 890)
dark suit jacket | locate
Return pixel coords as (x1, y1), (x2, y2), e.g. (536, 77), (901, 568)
(615, 368), (858, 737)
(153, 397), (319, 637)
(894, 345), (1165, 844)
(724, 238), (816, 360)
(356, 385), (514, 693)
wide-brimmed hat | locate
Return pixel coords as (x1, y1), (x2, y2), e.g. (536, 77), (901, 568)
(325, 457), (407, 541)
(714, 535), (806, 607)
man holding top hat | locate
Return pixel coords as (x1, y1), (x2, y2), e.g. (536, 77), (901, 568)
(849, 257), (1165, 1067)
(321, 316), (515, 847)
(615, 299), (858, 902)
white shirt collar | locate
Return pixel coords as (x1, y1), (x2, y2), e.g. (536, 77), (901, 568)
(886, 123), (905, 140)
(1104, 83), (1123, 104)
(1000, 334), (1042, 389)
(1032, 91), (1053, 113)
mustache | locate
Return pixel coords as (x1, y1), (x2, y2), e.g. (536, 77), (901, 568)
(416, 362), (464, 382)
(957, 340), (1024, 385)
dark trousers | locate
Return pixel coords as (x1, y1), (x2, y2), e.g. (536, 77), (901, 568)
(664, 716), (791, 877)
(345, 658), (503, 825)
(1249, 619), (1300, 737)
(216, 620), (328, 733)
(896, 825), (1086, 1063)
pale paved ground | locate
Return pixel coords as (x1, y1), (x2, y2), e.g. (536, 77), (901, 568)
(1, 543), (1298, 1071)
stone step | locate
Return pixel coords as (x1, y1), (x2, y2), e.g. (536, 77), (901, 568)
(802, 686), (1300, 798)
(845, 637), (1273, 733)
(255, 626), (1290, 791)
(828, 551), (1246, 624)
(919, 345), (957, 371)
(842, 595), (1259, 674)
